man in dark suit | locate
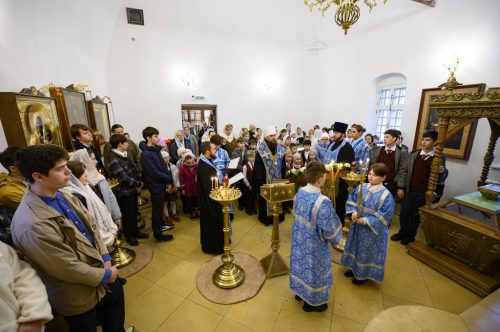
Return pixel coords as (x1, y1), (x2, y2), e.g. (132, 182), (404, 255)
(369, 129), (408, 198)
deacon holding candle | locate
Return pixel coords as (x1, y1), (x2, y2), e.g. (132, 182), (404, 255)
(198, 141), (224, 254)
(340, 163), (395, 285)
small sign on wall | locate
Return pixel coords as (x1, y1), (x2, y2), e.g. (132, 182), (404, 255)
(191, 95), (205, 101)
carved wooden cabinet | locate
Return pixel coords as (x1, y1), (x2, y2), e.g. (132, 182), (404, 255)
(420, 194), (499, 276)
(408, 87), (500, 297)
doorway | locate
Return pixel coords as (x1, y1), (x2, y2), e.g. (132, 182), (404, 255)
(181, 104), (217, 136)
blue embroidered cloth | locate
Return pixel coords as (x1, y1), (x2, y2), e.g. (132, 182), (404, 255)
(290, 185), (342, 305)
(341, 183), (395, 282)
(213, 148), (230, 183)
(351, 138), (372, 171)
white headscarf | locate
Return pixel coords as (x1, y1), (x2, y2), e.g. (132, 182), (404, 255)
(70, 149), (105, 186)
(201, 128), (215, 142)
(311, 129), (323, 148)
(59, 174), (118, 246)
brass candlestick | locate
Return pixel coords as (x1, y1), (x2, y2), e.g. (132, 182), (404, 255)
(209, 180), (244, 289)
(260, 182), (296, 278)
(325, 162), (350, 209)
(110, 232), (136, 268)
(334, 171), (360, 252)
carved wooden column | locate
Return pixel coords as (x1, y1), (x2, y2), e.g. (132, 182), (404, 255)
(479, 119), (500, 187)
(425, 115), (450, 207)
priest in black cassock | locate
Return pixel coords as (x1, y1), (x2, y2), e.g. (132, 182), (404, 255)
(323, 122), (355, 223)
(253, 126), (285, 226)
(197, 141), (224, 254)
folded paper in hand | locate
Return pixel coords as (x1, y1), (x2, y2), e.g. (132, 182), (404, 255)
(228, 157), (240, 170)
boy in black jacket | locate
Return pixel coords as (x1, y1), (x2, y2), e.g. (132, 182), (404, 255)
(139, 127), (174, 242)
(107, 134), (148, 246)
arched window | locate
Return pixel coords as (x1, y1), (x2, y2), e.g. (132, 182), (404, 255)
(374, 74), (407, 139)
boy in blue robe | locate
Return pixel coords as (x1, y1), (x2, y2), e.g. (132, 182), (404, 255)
(290, 161), (343, 312)
(341, 163), (395, 285)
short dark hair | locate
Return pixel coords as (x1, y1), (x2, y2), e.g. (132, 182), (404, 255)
(142, 126), (159, 140)
(423, 130), (438, 141)
(210, 134), (223, 146)
(303, 139), (312, 146)
(384, 129), (399, 139)
(305, 161), (326, 184)
(109, 134), (128, 149)
(370, 163), (388, 178)
(66, 160), (86, 178)
(290, 143), (297, 148)
(248, 138), (257, 145)
(15, 144), (68, 183)
(111, 124), (124, 133)
(236, 137), (245, 144)
(0, 147), (20, 170)
(200, 141), (212, 155)
(70, 124), (90, 140)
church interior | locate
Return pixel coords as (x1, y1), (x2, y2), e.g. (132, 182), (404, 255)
(0, 0), (499, 331)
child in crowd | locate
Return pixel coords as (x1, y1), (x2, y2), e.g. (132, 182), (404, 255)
(341, 163), (395, 285)
(161, 151), (180, 223)
(281, 150), (293, 178)
(300, 139), (312, 163)
(282, 136), (292, 150)
(290, 161), (342, 312)
(140, 126), (174, 241)
(306, 150), (320, 164)
(179, 154), (199, 220)
(290, 143), (298, 156)
(248, 138), (257, 152)
(292, 153), (303, 170)
(242, 150), (256, 215)
(315, 133), (331, 162)
(392, 129), (445, 245)
(231, 137), (247, 210)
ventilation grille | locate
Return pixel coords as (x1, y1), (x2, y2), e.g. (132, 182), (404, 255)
(126, 8), (144, 25)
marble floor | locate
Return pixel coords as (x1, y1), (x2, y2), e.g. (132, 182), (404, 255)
(120, 205), (482, 332)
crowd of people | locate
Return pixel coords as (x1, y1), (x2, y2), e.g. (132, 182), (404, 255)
(0, 119), (449, 329)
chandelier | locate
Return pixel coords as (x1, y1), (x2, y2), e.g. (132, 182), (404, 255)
(304, 0), (388, 35)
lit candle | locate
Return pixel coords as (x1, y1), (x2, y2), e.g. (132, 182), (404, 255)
(366, 158), (370, 168)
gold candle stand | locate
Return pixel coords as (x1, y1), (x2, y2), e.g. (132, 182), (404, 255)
(110, 232), (136, 268)
(209, 183), (245, 289)
(334, 171), (360, 252)
(260, 182), (296, 278)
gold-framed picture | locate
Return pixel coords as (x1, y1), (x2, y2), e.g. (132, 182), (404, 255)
(0, 93), (64, 147)
(90, 102), (111, 141)
(413, 83), (486, 160)
(19, 95), (64, 146)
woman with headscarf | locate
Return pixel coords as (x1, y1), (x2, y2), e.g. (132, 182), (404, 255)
(62, 161), (118, 246)
(201, 127), (215, 143)
(70, 149), (122, 225)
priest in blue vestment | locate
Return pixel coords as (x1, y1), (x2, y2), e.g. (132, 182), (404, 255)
(341, 163), (395, 285)
(290, 161), (342, 312)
